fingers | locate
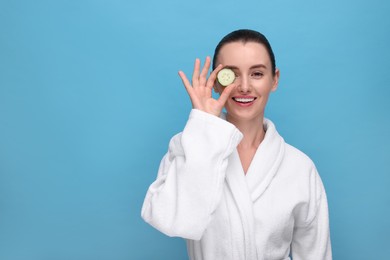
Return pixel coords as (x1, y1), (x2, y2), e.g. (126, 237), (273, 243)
(179, 57), (220, 111)
(218, 82), (237, 105)
(178, 70), (195, 97)
(199, 56), (211, 87)
(192, 58), (200, 88)
(206, 63), (223, 89)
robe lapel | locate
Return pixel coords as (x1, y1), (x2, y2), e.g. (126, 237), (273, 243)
(225, 150), (258, 259)
(245, 119), (285, 202)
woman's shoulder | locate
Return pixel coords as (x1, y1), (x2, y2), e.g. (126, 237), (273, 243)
(284, 143), (314, 165)
(280, 142), (318, 177)
(264, 118), (316, 169)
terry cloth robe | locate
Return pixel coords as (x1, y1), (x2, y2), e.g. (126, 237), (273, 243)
(141, 109), (332, 260)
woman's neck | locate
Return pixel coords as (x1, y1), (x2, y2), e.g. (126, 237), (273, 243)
(227, 114), (265, 150)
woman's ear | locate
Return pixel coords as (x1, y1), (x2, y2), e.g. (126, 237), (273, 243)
(271, 68), (280, 92)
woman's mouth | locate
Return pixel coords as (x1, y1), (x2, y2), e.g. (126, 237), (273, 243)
(232, 97), (257, 106)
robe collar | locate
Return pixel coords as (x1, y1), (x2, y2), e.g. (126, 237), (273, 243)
(220, 113), (285, 202)
(245, 118), (285, 202)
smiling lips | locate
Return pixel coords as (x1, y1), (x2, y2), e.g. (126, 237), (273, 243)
(232, 96), (257, 106)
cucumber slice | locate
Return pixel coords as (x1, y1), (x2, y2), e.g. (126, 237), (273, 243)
(217, 68), (235, 86)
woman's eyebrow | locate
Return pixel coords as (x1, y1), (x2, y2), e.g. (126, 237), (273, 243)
(250, 64), (267, 69)
(223, 64), (267, 70)
(223, 65), (239, 70)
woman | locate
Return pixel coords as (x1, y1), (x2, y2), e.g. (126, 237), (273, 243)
(141, 29), (332, 260)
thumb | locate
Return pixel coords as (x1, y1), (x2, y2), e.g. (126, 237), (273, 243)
(217, 83), (237, 106)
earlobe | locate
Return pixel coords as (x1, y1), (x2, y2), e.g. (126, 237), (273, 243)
(272, 68), (280, 92)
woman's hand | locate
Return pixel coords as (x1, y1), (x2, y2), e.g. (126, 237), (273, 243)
(178, 56), (236, 117)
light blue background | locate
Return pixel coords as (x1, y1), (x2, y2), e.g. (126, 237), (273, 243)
(1, 0), (389, 259)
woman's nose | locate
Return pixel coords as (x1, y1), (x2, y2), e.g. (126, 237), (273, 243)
(237, 76), (251, 93)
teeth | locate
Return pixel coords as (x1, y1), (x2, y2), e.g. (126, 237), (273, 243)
(234, 97), (255, 103)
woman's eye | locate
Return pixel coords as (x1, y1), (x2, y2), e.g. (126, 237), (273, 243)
(252, 72), (263, 78)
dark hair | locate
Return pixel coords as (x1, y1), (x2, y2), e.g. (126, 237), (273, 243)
(212, 29), (276, 75)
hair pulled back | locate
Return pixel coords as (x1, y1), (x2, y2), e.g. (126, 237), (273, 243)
(212, 29), (276, 75)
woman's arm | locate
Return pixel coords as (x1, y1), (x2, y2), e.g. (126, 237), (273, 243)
(142, 57), (240, 240)
(141, 109), (242, 240)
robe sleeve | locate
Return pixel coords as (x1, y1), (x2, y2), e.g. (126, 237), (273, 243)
(141, 109), (243, 240)
(291, 167), (332, 260)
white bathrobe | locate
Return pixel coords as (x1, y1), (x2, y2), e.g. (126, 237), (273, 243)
(142, 109), (332, 260)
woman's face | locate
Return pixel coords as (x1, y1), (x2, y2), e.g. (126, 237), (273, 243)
(214, 41), (279, 122)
